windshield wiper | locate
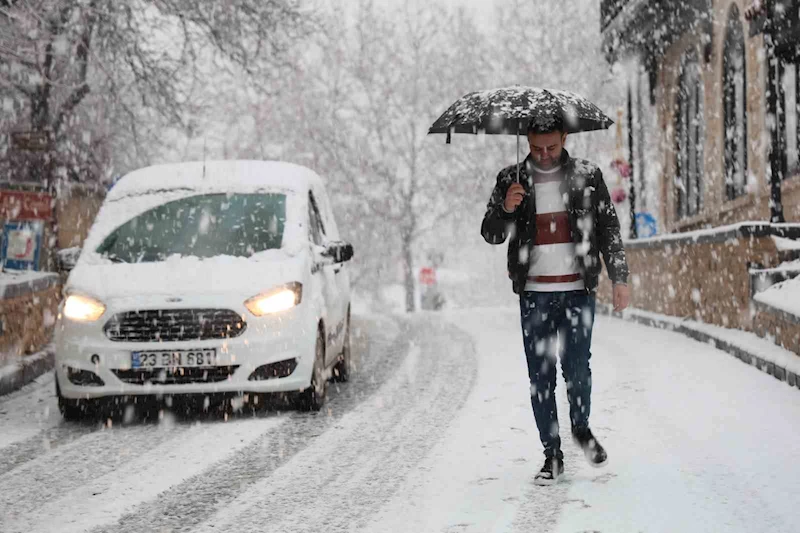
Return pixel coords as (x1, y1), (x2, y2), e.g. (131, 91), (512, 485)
(104, 253), (128, 264)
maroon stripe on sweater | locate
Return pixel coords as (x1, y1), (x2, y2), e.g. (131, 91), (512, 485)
(535, 212), (571, 245)
(527, 274), (582, 283)
(532, 174), (564, 184)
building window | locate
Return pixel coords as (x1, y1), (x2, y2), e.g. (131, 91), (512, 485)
(723, 5), (748, 200)
(780, 61), (800, 179)
(675, 50), (705, 219)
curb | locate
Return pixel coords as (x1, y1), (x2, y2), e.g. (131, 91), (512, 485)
(596, 304), (800, 392)
(0, 346), (55, 397)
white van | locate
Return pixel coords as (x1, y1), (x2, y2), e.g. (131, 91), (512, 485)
(54, 160), (353, 418)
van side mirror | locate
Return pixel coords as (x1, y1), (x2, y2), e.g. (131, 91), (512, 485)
(323, 241), (354, 264)
(312, 242), (354, 273)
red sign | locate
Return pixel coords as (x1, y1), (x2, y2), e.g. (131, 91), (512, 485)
(419, 267), (437, 286)
(0, 190), (54, 220)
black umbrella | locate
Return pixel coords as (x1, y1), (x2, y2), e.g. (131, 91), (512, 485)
(428, 86), (614, 181)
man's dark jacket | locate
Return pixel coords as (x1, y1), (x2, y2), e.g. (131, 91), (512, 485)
(481, 149), (629, 295)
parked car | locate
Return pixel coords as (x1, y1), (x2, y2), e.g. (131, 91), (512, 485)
(54, 160), (354, 418)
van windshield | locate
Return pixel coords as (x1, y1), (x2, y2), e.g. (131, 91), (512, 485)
(96, 193), (286, 263)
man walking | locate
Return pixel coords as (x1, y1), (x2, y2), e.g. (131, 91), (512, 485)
(481, 115), (630, 485)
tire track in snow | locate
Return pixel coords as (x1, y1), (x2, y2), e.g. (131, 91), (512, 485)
(85, 315), (410, 533)
(188, 315), (478, 533)
(2, 417), (283, 533)
(0, 372), (95, 477)
(0, 422), (188, 519)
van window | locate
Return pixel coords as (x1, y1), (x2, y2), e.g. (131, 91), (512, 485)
(95, 193), (286, 263)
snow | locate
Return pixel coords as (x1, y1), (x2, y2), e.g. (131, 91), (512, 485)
(751, 258), (800, 274)
(107, 160), (323, 201)
(772, 235), (800, 251)
(755, 276), (800, 322)
(433, 267), (473, 284)
(0, 270), (58, 298)
(0, 269), (53, 287)
(0, 371), (61, 449)
(3, 417), (284, 533)
(432, 86), (610, 133)
(625, 221), (800, 246)
(1, 310), (799, 532)
(370, 309), (800, 532)
(0, 346), (51, 391)
(617, 307), (800, 376)
(552, 315), (800, 533)
(67, 253), (305, 300)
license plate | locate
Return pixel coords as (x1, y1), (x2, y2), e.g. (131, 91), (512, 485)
(131, 349), (217, 369)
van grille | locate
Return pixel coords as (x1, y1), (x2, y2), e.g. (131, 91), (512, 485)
(104, 309), (246, 342)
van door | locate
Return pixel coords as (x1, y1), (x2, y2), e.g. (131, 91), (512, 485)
(314, 188), (351, 333)
(308, 191), (344, 366)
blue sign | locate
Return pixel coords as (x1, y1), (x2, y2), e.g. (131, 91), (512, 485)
(2, 221), (44, 271)
(635, 212), (658, 238)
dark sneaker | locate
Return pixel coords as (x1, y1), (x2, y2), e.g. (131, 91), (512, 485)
(572, 427), (608, 467)
(534, 457), (564, 486)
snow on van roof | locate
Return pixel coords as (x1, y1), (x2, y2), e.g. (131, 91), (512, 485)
(108, 160), (323, 200)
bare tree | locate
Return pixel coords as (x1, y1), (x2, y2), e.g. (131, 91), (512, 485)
(325, 1), (489, 311)
(0, 0), (311, 184)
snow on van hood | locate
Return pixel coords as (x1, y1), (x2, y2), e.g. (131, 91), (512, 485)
(66, 252), (308, 302)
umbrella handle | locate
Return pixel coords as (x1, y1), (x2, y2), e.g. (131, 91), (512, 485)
(516, 125), (521, 184)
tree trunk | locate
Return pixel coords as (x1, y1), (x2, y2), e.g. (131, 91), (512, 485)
(402, 232), (415, 313)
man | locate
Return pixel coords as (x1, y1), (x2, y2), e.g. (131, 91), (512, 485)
(481, 114), (630, 486)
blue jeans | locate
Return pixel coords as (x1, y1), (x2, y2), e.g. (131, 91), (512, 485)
(520, 291), (596, 459)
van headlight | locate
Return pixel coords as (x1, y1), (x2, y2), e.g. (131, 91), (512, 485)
(64, 294), (106, 322)
(245, 282), (303, 316)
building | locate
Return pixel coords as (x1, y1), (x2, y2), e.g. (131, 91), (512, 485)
(601, 0), (800, 230)
(598, 0), (800, 357)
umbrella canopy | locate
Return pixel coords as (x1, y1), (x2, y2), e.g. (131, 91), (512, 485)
(428, 86), (613, 143)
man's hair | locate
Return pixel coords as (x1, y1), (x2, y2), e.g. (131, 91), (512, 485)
(527, 113), (564, 135)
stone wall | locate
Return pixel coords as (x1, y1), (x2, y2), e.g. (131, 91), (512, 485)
(752, 302), (800, 355)
(0, 274), (61, 366)
(597, 224), (799, 332)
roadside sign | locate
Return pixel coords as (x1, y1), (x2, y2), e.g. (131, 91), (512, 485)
(419, 267), (437, 286)
(2, 220), (44, 271)
(635, 212), (658, 238)
(0, 190), (54, 220)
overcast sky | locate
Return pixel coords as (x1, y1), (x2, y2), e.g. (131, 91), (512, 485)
(334, 0), (500, 24)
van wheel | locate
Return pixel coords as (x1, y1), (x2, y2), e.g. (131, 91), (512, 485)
(296, 331), (327, 412)
(56, 379), (97, 421)
(333, 313), (351, 383)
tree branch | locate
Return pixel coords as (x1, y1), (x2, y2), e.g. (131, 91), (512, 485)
(54, 1), (98, 133)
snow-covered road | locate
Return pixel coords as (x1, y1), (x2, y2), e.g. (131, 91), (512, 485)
(1, 308), (798, 533)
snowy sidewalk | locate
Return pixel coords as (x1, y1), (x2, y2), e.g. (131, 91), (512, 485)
(366, 307), (800, 533)
(598, 305), (800, 384)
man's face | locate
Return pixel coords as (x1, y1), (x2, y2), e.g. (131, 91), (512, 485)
(528, 131), (567, 169)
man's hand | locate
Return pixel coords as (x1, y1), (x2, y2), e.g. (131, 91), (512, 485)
(613, 284), (630, 313)
(504, 183), (525, 212)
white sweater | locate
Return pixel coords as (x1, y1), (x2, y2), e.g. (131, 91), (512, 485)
(524, 164), (585, 293)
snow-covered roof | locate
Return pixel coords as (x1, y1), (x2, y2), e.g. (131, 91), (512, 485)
(108, 160), (324, 200)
